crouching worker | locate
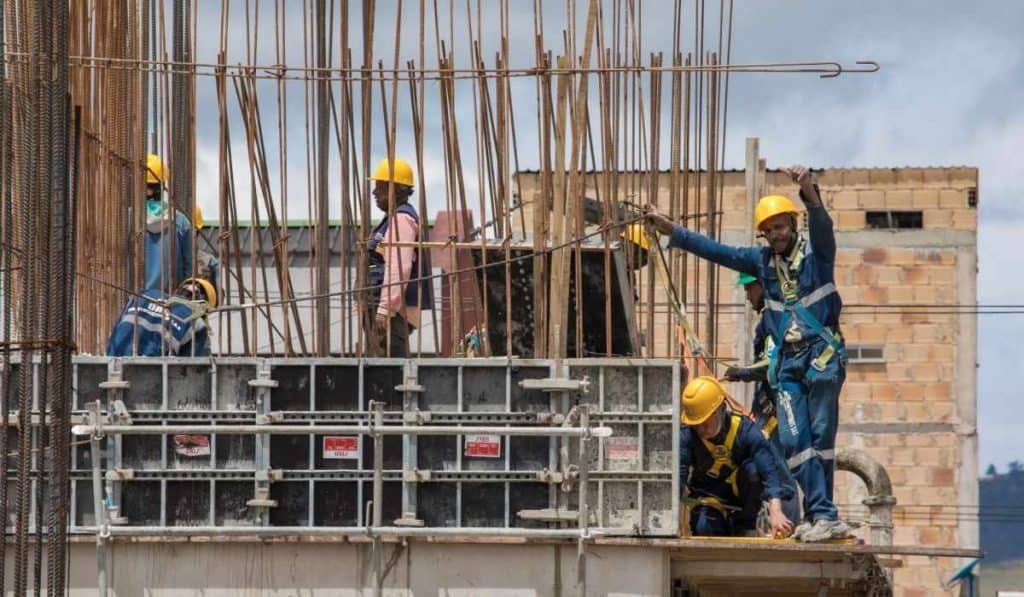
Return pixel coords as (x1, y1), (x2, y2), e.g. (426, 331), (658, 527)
(106, 277), (217, 357)
(680, 376), (795, 538)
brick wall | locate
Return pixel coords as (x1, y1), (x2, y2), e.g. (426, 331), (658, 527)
(514, 166), (979, 596)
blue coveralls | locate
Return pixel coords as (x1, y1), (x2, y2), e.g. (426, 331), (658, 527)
(144, 209), (193, 292)
(106, 289), (210, 357)
(668, 187), (846, 523)
(679, 412), (795, 536)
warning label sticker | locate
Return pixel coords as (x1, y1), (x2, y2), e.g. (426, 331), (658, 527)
(604, 437), (639, 461)
(323, 436), (360, 459)
(173, 435), (211, 457)
(464, 434), (501, 458)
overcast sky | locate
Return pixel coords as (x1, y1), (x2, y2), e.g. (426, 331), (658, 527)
(181, 0), (1023, 471)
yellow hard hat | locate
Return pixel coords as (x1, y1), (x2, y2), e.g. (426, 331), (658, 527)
(369, 157), (415, 187)
(146, 154), (168, 185)
(753, 195), (799, 231)
(621, 223), (651, 251)
(194, 205), (205, 230)
(180, 277), (217, 309)
(680, 376), (727, 425)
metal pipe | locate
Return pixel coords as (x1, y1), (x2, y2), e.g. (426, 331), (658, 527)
(72, 423), (614, 438)
(73, 525), (604, 539)
(371, 401), (383, 596)
(836, 448), (895, 547)
(88, 403), (108, 597)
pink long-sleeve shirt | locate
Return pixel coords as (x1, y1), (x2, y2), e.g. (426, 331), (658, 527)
(375, 211), (422, 327)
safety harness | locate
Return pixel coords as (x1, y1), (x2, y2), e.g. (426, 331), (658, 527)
(765, 237), (846, 389)
(699, 413), (744, 499)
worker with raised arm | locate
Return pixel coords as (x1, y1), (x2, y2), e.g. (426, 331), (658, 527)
(366, 157), (432, 357)
(143, 154), (193, 293)
(679, 376), (795, 538)
(649, 165), (849, 542)
(106, 277), (217, 357)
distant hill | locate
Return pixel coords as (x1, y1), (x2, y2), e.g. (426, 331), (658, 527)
(981, 464), (1024, 564)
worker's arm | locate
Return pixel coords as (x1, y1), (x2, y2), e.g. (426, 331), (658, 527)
(177, 212), (194, 285)
(645, 208), (761, 274)
(377, 212), (418, 318)
(743, 424), (795, 502)
(742, 424), (795, 536)
(786, 166), (836, 265)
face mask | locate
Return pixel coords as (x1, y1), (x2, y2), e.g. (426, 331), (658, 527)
(146, 199), (166, 217)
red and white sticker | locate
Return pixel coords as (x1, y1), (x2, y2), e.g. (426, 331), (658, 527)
(323, 436), (360, 459)
(604, 437), (639, 461)
(464, 434), (501, 458)
(173, 435), (210, 457)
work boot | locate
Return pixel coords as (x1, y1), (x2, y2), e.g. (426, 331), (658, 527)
(800, 519), (852, 543)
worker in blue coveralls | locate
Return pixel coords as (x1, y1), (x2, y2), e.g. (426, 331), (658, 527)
(143, 154), (193, 292)
(679, 376), (795, 538)
(106, 277), (216, 357)
(723, 273), (802, 527)
(649, 165), (850, 542)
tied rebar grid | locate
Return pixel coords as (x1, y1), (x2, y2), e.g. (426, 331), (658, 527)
(1, 0), (76, 594)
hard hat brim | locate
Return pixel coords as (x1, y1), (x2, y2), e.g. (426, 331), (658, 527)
(681, 409), (716, 426)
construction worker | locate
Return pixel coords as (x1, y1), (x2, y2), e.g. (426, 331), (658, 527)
(366, 157), (432, 357)
(106, 277), (217, 357)
(144, 154), (193, 293)
(192, 205), (221, 291)
(648, 165), (850, 542)
(679, 376), (795, 538)
(725, 273), (802, 527)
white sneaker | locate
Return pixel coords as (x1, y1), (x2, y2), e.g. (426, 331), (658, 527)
(800, 519), (852, 543)
(792, 521), (813, 540)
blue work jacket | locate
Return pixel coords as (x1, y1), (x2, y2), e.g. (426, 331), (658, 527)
(667, 187), (841, 350)
(144, 210), (193, 292)
(679, 413), (795, 505)
(106, 289), (209, 357)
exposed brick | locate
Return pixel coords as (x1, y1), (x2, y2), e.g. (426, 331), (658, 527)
(929, 467), (955, 486)
(912, 362), (941, 382)
(871, 382), (897, 401)
(914, 447), (944, 466)
(929, 344), (954, 362)
(906, 467), (929, 486)
(868, 168), (897, 185)
(886, 363), (913, 382)
(863, 285), (889, 305)
(912, 249), (943, 264)
(911, 189), (940, 208)
(897, 168), (927, 185)
(880, 402), (907, 422)
(899, 383), (925, 401)
(929, 266), (956, 286)
(861, 247), (887, 264)
(924, 381), (952, 400)
(938, 189), (965, 209)
(843, 383), (870, 401)
(922, 168), (950, 186)
(837, 209), (866, 230)
(857, 323), (888, 343)
(917, 526), (942, 545)
(901, 344), (930, 362)
(877, 266), (902, 285)
(948, 167), (979, 185)
(829, 189), (860, 210)
(840, 168), (869, 186)
(923, 208), (954, 228)
(903, 266), (928, 285)
(913, 285), (939, 304)
(887, 285), (914, 304)
(885, 189), (913, 208)
(887, 323), (913, 343)
(851, 264), (876, 285)
(858, 189), (886, 208)
(951, 208), (978, 230)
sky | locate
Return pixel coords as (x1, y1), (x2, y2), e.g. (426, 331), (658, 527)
(176, 0), (1024, 471)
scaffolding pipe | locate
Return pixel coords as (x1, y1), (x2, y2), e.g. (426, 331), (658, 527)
(74, 525), (606, 539)
(72, 424), (614, 438)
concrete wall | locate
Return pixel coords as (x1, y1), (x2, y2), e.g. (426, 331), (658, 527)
(514, 166), (980, 597)
(44, 541), (668, 596)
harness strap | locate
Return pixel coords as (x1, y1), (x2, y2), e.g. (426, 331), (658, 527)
(700, 414), (743, 496)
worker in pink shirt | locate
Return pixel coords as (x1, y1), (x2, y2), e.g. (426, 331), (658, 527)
(366, 157), (432, 357)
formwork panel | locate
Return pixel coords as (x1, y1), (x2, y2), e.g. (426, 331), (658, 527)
(67, 356), (679, 536)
